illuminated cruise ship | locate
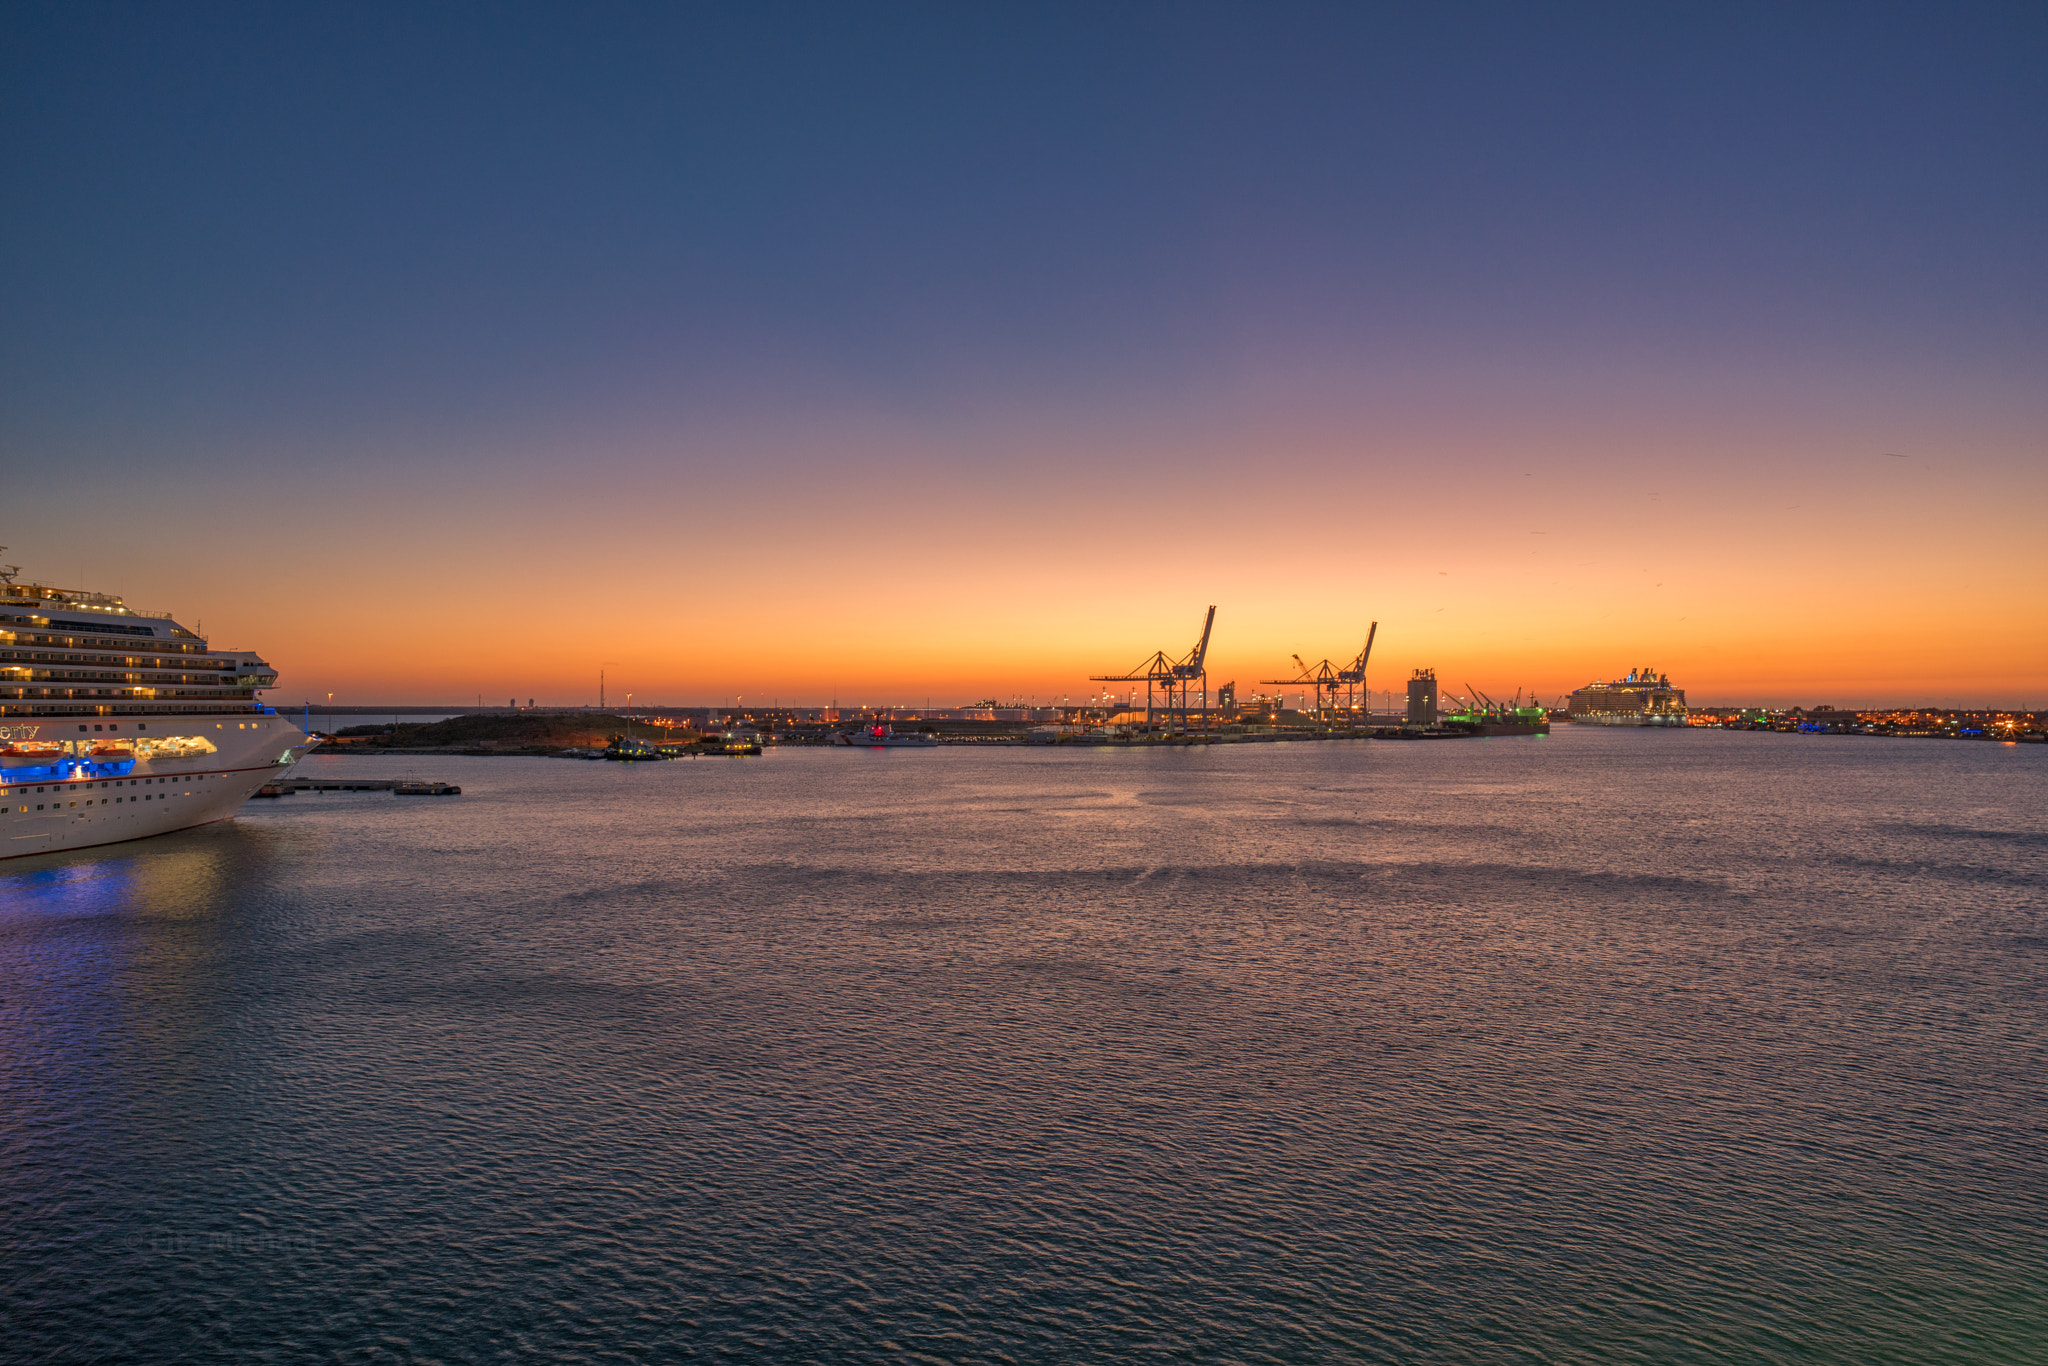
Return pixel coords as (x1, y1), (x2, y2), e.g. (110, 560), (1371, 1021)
(0, 554), (317, 858)
(1566, 666), (1689, 727)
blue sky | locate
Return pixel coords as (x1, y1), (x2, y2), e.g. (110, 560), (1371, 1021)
(4, 4), (2044, 704)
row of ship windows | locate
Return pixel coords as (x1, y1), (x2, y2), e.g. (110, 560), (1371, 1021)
(5, 774), (219, 812)
(3, 667), (236, 678)
(1, 653), (235, 668)
(1, 679), (244, 688)
(3, 777), (214, 792)
(0, 706), (268, 716)
(0, 636), (212, 654)
(60, 723), (266, 731)
(2, 689), (253, 698)
(0, 616), (162, 638)
(5, 682), (243, 692)
(0, 656), (234, 669)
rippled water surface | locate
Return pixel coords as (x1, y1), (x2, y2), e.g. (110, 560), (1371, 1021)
(4, 729), (2044, 1362)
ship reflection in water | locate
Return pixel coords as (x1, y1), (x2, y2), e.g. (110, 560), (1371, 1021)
(2, 732), (2043, 1361)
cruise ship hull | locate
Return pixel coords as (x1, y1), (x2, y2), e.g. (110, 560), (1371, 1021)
(1, 712), (317, 859)
(1567, 712), (1689, 727)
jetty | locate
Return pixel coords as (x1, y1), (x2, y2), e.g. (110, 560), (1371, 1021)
(255, 779), (461, 797)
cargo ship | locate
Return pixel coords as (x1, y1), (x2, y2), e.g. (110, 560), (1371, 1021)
(1442, 687), (1550, 737)
(1566, 667), (1688, 727)
(0, 555), (317, 858)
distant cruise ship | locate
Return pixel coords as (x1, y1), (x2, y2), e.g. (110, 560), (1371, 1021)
(0, 555), (317, 858)
(1566, 667), (1689, 727)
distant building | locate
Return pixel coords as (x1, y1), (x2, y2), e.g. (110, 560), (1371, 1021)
(1407, 669), (1438, 725)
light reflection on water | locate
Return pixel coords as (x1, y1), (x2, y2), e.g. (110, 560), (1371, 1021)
(2, 729), (2044, 1361)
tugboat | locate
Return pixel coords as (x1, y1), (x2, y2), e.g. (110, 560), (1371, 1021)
(605, 733), (667, 760)
(831, 722), (938, 748)
(721, 726), (764, 755)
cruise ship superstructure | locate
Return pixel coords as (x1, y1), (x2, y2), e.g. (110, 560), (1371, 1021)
(1566, 667), (1689, 727)
(0, 556), (316, 858)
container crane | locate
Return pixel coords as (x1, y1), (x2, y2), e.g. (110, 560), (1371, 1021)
(1262, 657), (1337, 713)
(1090, 606), (1217, 735)
(1334, 621), (1377, 717)
(1263, 619), (1377, 722)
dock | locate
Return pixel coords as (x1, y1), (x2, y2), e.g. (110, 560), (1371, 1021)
(255, 779), (461, 797)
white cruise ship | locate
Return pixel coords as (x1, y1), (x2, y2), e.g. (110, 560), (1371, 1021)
(1565, 667), (1689, 727)
(0, 555), (317, 859)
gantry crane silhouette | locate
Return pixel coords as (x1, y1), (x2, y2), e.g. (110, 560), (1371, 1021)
(1090, 606), (1217, 735)
(1262, 621), (1377, 722)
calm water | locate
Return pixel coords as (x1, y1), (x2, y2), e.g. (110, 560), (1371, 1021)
(3, 730), (2044, 1362)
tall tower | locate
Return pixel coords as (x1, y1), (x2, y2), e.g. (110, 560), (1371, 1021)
(1406, 668), (1438, 725)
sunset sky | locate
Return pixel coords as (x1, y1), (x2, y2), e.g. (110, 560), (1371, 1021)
(4, 5), (2043, 708)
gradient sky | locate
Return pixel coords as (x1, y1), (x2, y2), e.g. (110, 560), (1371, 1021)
(4, 3), (2044, 708)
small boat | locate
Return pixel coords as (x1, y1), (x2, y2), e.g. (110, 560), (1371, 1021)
(605, 733), (667, 761)
(831, 723), (938, 748)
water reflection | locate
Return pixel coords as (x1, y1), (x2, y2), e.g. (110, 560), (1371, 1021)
(0, 734), (2042, 1361)
(1, 831), (245, 1164)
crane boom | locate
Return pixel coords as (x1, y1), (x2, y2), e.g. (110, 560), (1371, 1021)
(1089, 650), (1172, 682)
(1337, 621), (1378, 683)
(1181, 605), (1217, 676)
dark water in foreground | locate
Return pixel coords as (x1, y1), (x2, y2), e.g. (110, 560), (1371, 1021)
(3, 730), (2044, 1362)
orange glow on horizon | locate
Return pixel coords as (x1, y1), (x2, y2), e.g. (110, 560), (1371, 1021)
(13, 410), (2044, 711)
